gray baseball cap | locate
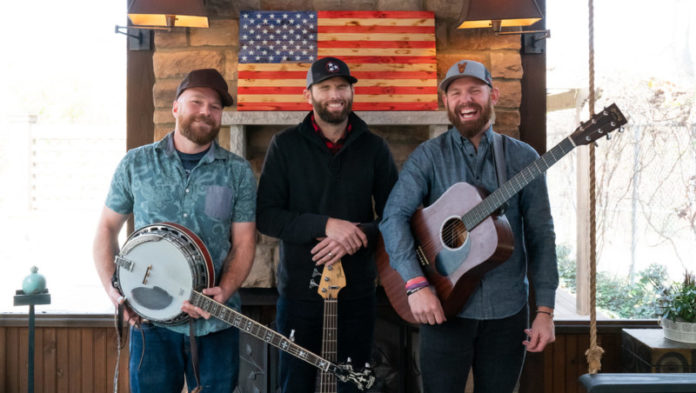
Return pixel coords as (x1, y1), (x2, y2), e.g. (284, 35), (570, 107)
(439, 60), (493, 92)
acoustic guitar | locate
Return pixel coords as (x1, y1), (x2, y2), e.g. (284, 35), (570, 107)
(311, 261), (346, 393)
(377, 104), (627, 323)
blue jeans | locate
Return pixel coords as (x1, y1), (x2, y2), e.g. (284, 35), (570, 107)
(419, 305), (528, 393)
(276, 294), (376, 393)
(129, 323), (239, 393)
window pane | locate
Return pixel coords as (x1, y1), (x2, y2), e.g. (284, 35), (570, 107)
(0, 0), (126, 313)
(547, 0), (696, 319)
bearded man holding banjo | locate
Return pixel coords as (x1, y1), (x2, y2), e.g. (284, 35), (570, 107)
(93, 69), (257, 393)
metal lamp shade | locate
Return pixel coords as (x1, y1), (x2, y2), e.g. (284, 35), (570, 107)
(458, 0), (542, 29)
(128, 0), (209, 28)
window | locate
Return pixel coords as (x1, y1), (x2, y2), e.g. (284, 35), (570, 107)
(547, 0), (696, 319)
(0, 0), (126, 313)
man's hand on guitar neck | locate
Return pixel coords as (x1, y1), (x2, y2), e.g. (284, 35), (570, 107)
(408, 287), (447, 325)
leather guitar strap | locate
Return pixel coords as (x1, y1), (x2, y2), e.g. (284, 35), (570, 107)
(492, 132), (508, 215)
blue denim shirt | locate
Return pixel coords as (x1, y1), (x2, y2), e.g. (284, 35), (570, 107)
(380, 127), (558, 319)
(106, 132), (257, 335)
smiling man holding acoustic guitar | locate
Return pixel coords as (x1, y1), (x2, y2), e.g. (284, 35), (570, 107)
(380, 60), (558, 393)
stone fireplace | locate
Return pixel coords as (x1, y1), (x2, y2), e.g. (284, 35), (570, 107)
(149, 1), (523, 289)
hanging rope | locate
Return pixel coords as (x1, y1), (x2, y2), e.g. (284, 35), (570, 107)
(584, 0), (604, 374)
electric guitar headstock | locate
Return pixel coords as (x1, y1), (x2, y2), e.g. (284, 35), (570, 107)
(570, 103), (627, 146)
(311, 260), (346, 300)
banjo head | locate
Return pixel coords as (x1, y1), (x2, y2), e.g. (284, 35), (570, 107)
(115, 223), (215, 326)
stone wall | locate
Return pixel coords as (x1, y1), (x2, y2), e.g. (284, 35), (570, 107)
(149, 0), (523, 288)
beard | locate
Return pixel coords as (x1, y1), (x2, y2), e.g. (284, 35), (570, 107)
(178, 114), (220, 146)
(447, 96), (494, 139)
(311, 94), (353, 124)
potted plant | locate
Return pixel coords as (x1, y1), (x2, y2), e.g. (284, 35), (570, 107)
(657, 271), (696, 343)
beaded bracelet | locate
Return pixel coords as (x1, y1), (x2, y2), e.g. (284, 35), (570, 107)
(405, 276), (428, 290)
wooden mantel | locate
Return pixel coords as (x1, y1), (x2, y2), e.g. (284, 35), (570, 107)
(222, 110), (449, 126)
(222, 110), (451, 157)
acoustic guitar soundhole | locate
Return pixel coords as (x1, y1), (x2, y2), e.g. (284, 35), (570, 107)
(441, 218), (468, 249)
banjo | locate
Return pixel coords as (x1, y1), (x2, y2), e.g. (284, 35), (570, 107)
(113, 222), (375, 391)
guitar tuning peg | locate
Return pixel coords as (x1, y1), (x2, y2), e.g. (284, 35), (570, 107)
(594, 142), (599, 147)
(289, 329), (296, 342)
(606, 133), (612, 140)
(346, 357), (352, 364)
(309, 267), (321, 288)
(618, 126), (625, 133)
(364, 362), (371, 369)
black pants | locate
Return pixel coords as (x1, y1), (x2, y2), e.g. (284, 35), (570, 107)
(275, 294), (376, 393)
(419, 305), (529, 393)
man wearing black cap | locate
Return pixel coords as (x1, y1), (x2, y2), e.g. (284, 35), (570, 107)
(380, 60), (558, 392)
(94, 69), (257, 393)
(256, 57), (398, 392)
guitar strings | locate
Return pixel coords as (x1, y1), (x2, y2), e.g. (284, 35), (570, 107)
(426, 139), (575, 252)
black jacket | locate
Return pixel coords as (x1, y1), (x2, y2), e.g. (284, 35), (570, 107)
(256, 112), (398, 300)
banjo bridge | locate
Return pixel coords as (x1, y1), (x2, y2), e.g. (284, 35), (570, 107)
(142, 265), (153, 285)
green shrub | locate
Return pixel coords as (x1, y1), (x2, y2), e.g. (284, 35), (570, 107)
(556, 244), (668, 319)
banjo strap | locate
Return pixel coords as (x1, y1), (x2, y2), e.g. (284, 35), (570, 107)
(189, 321), (203, 393)
(112, 304), (124, 393)
(112, 303), (146, 393)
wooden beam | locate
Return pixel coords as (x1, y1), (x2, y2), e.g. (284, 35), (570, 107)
(519, 0), (547, 154)
(126, 37), (154, 234)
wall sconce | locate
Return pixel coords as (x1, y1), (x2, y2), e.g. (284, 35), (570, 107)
(115, 0), (209, 51)
(458, 0), (550, 53)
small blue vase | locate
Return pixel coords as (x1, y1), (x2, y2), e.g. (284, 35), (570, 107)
(22, 266), (46, 295)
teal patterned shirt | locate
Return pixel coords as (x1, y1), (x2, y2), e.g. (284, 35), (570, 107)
(106, 132), (256, 336)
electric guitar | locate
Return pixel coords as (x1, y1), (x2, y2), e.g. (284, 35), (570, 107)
(377, 103), (627, 323)
(189, 289), (374, 390)
(310, 261), (346, 393)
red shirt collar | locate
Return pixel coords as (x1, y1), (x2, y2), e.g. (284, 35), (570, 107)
(310, 112), (352, 155)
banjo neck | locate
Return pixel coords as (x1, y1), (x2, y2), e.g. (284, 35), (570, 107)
(189, 291), (336, 373)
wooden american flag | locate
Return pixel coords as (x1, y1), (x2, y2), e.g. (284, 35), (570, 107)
(237, 10), (437, 111)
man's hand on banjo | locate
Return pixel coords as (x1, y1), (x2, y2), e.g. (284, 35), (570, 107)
(108, 285), (142, 326)
(181, 285), (233, 320)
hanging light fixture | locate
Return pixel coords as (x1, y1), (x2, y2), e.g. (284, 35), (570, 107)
(127, 0), (209, 28)
(458, 0), (548, 36)
(116, 0), (209, 50)
(457, 0), (550, 54)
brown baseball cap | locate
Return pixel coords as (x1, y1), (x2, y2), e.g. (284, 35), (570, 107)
(176, 69), (234, 107)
